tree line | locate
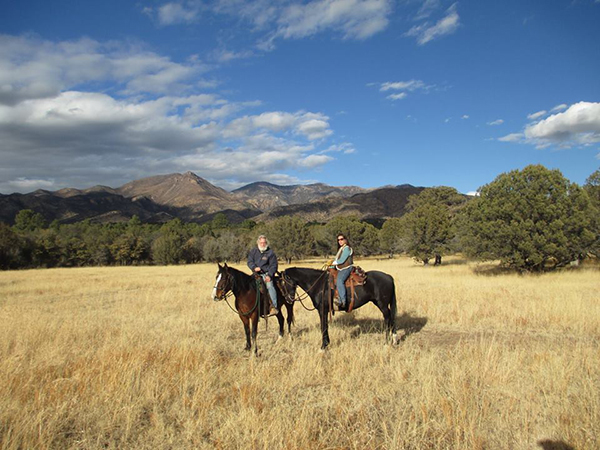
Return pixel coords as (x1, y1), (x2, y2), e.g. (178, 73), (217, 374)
(1, 165), (598, 272)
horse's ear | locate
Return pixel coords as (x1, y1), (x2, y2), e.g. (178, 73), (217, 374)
(217, 263), (222, 269)
(223, 262), (228, 268)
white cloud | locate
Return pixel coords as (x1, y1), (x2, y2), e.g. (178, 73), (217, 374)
(323, 142), (356, 154)
(523, 101), (600, 147)
(10, 178), (56, 190)
(405, 2), (460, 45)
(415, 0), (442, 20)
(276, 0), (392, 40)
(296, 117), (333, 140)
(0, 35), (207, 104)
(461, 115), (469, 119)
(186, 0), (393, 50)
(224, 111), (332, 141)
(498, 133), (524, 142)
(212, 48), (255, 63)
(157, 2), (201, 25)
(499, 102), (600, 149)
(380, 80), (425, 92)
(298, 154), (334, 168)
(377, 79), (431, 101)
(487, 119), (504, 126)
(0, 35), (344, 193)
(527, 110), (547, 120)
(387, 93), (407, 101)
(551, 103), (568, 113)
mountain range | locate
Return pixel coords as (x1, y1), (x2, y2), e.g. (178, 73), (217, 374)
(0, 172), (425, 225)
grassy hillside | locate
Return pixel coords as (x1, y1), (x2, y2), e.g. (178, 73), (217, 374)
(0, 258), (598, 449)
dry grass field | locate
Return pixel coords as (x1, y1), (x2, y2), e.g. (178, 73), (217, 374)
(0, 257), (599, 449)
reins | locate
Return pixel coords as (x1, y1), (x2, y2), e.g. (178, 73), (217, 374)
(217, 271), (261, 318)
(280, 269), (329, 312)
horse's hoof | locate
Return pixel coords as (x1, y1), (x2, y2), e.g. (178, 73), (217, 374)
(392, 333), (399, 345)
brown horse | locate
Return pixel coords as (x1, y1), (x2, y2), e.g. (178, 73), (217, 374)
(212, 263), (294, 354)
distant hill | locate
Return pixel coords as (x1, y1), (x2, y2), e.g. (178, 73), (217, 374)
(256, 185), (425, 222)
(0, 189), (172, 224)
(232, 182), (366, 210)
(118, 172), (251, 215)
(0, 172), (427, 225)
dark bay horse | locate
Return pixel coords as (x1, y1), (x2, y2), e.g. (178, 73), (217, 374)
(212, 263), (294, 354)
(281, 267), (398, 349)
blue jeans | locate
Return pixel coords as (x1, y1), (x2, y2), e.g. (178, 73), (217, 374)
(336, 268), (352, 305)
(262, 274), (278, 308)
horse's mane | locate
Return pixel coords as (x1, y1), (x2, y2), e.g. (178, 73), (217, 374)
(226, 266), (256, 292)
(287, 267), (323, 276)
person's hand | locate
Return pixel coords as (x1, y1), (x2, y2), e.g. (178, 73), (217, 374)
(254, 267), (261, 272)
(326, 259), (334, 266)
(265, 275), (271, 282)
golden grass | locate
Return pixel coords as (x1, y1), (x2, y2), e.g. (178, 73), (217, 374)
(0, 257), (598, 449)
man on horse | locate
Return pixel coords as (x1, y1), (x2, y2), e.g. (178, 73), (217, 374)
(248, 235), (279, 315)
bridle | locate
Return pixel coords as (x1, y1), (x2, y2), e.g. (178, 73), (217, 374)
(279, 269), (329, 312)
(213, 268), (262, 317)
(213, 270), (233, 301)
(278, 272), (297, 305)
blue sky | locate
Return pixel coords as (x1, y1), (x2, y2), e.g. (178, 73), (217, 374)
(1, 0), (599, 195)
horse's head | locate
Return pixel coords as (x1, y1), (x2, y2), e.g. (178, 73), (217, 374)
(279, 269), (298, 302)
(212, 263), (232, 301)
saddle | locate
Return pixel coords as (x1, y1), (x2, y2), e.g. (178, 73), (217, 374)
(253, 273), (281, 318)
(328, 266), (367, 313)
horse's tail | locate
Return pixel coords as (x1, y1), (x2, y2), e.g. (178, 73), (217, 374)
(390, 277), (397, 333)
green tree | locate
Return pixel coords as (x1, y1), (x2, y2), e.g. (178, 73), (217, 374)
(267, 216), (314, 263)
(402, 187), (466, 265)
(583, 168), (600, 258)
(32, 229), (61, 268)
(111, 234), (149, 265)
(584, 168), (600, 208)
(151, 233), (184, 265)
(324, 216), (379, 257)
(202, 236), (222, 263)
(460, 165), (597, 271)
(0, 223), (23, 269)
(13, 209), (46, 232)
(379, 217), (407, 258)
(211, 213), (229, 230)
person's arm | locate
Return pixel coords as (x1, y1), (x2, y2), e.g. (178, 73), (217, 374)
(247, 248), (256, 271)
(332, 247), (349, 265)
(267, 252), (278, 277)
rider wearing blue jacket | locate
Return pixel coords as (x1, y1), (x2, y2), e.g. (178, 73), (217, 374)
(247, 235), (279, 315)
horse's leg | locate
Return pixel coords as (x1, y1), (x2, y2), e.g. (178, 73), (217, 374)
(374, 299), (393, 343)
(251, 311), (259, 355)
(276, 309), (284, 340)
(286, 303), (294, 336)
(241, 315), (251, 351)
(319, 301), (330, 350)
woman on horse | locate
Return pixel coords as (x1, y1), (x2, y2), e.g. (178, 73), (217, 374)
(331, 234), (353, 309)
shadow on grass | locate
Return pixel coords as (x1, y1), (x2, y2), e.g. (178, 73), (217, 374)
(537, 439), (575, 450)
(472, 260), (599, 277)
(333, 311), (427, 341)
(472, 264), (519, 277)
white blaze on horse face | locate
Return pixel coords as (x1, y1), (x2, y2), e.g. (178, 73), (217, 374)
(212, 273), (222, 300)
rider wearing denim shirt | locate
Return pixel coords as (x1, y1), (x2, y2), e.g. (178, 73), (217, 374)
(332, 234), (353, 308)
